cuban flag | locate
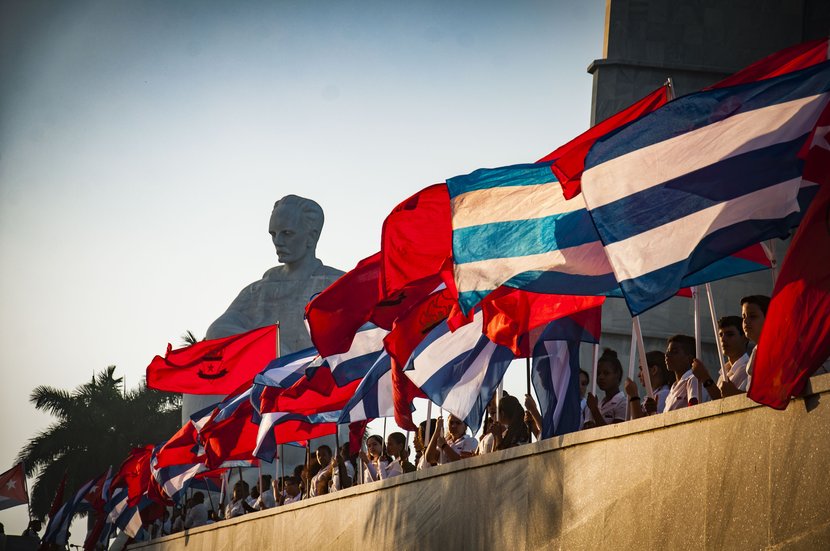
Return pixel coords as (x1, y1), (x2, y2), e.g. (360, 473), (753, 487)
(324, 323), (388, 386)
(338, 352), (396, 424)
(531, 316), (599, 439)
(251, 347), (320, 411)
(581, 61), (830, 315)
(448, 163), (619, 313)
(150, 453), (206, 504)
(447, 162), (771, 315)
(404, 310), (515, 433)
(105, 488), (144, 538)
(254, 410), (340, 462)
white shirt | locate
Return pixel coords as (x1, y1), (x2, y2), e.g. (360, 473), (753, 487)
(664, 369), (701, 411)
(254, 489), (276, 510)
(416, 454), (433, 471)
(439, 434), (477, 464)
(224, 499), (246, 519)
(476, 432), (495, 455)
(282, 492), (302, 505)
(745, 346), (758, 390)
(331, 461), (355, 491)
(309, 468), (327, 497)
(582, 390), (626, 427)
(184, 502), (208, 529)
(718, 352), (750, 391)
(363, 457), (404, 481)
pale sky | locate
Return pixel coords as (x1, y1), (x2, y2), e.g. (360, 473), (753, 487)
(0, 0), (605, 538)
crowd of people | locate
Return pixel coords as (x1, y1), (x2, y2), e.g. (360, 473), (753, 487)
(143, 293), (822, 539)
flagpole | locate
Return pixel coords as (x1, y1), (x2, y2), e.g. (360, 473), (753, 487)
(21, 461), (32, 524)
(279, 444), (285, 491)
(525, 357), (533, 442)
(705, 283), (728, 382)
(495, 382), (503, 423)
(633, 317), (654, 397)
(627, 319), (638, 382)
(275, 321), (281, 358)
(693, 286), (703, 400)
(423, 401), (433, 458)
(304, 446), (311, 499)
(591, 343), (599, 396)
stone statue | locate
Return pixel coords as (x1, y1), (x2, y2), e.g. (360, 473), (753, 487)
(205, 194), (344, 353)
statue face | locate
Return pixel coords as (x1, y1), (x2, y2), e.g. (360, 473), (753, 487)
(269, 206), (315, 265)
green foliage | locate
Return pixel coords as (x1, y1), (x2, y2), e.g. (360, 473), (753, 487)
(16, 366), (182, 518)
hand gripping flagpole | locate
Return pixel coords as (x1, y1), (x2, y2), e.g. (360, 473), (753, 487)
(705, 283), (728, 382)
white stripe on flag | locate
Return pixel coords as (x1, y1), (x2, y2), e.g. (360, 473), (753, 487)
(404, 312), (484, 388)
(325, 325), (388, 369)
(451, 181), (571, 229)
(441, 339), (499, 420)
(546, 341), (572, 431)
(583, 93), (828, 209)
(605, 177), (803, 281)
(454, 240), (612, 292)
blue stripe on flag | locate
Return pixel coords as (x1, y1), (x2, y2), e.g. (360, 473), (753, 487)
(591, 137), (807, 243)
(453, 209), (599, 264)
(447, 163), (554, 195)
(587, 61), (830, 166)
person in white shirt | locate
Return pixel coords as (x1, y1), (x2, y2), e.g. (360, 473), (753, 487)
(184, 492), (208, 529)
(584, 349), (627, 428)
(624, 350), (671, 419)
(663, 334), (701, 411)
(414, 419), (438, 470)
(225, 481), (255, 519)
(328, 444), (356, 491)
(254, 475), (276, 509)
(740, 295), (770, 390)
(279, 476), (303, 505)
(387, 432), (415, 474)
(307, 445), (333, 497)
(360, 434), (401, 481)
(426, 414), (478, 465)
(691, 315), (751, 399)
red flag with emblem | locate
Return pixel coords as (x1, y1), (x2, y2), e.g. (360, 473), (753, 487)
(147, 325), (278, 394)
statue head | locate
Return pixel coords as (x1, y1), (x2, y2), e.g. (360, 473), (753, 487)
(268, 195), (325, 266)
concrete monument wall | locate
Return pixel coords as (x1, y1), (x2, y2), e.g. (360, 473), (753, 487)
(587, 0), (830, 380)
(133, 373), (830, 551)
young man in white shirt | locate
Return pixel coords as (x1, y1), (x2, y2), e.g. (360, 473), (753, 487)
(691, 315), (751, 399)
(663, 334), (701, 411)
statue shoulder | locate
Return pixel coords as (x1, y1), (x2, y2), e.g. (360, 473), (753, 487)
(313, 264), (345, 278)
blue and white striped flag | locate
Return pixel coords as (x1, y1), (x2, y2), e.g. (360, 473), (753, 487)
(254, 410), (340, 461)
(338, 352), (395, 424)
(531, 316), (598, 439)
(324, 323), (388, 386)
(448, 163), (618, 313)
(581, 61), (830, 315)
(404, 310), (515, 433)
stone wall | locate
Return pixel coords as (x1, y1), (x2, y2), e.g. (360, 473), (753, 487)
(132, 373), (830, 551)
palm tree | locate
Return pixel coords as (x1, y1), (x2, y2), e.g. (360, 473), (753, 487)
(16, 366), (181, 518)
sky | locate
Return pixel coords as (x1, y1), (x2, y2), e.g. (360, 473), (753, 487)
(0, 0), (606, 538)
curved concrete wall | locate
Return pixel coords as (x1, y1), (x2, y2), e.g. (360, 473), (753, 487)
(133, 374), (830, 551)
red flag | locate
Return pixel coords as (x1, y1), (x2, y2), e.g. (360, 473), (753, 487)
(146, 325), (277, 394)
(0, 462), (28, 511)
(380, 184), (452, 295)
(349, 420), (370, 455)
(540, 85), (670, 199)
(306, 253), (383, 357)
(708, 38), (829, 89)
(749, 105), (830, 409)
(112, 445), (154, 507)
(272, 418), (338, 446)
(259, 366), (361, 417)
(383, 285), (457, 430)
(200, 399), (259, 469)
(45, 470), (67, 521)
(154, 421), (201, 469)
(482, 288), (605, 357)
